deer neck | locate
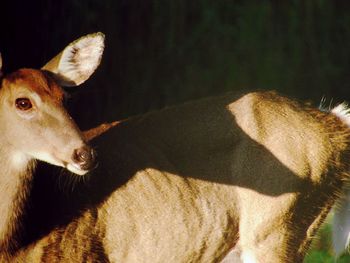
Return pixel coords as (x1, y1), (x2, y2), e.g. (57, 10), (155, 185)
(0, 141), (35, 253)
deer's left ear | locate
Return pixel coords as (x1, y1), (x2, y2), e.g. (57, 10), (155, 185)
(42, 32), (105, 87)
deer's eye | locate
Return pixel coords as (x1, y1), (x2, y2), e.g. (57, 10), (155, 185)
(15, 98), (33, 111)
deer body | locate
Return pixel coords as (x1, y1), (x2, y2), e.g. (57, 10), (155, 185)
(1, 33), (349, 263)
(11, 91), (350, 263)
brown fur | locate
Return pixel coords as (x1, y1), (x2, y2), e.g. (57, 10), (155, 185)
(5, 91), (350, 263)
(4, 69), (65, 103)
(0, 68), (89, 262)
(0, 32), (103, 262)
(83, 121), (121, 141)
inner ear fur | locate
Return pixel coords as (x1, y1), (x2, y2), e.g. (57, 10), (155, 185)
(42, 32), (105, 87)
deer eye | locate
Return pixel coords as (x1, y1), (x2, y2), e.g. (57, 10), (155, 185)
(15, 98), (33, 111)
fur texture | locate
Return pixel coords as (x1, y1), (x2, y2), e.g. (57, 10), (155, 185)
(8, 91), (350, 263)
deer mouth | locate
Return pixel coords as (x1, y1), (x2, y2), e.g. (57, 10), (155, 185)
(66, 162), (91, 175)
(28, 146), (96, 176)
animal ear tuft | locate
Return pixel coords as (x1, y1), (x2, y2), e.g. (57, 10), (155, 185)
(42, 32), (105, 87)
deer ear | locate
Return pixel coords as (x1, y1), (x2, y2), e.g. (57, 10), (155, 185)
(42, 32), (105, 87)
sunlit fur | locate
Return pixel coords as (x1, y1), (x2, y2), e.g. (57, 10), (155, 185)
(0, 155), (35, 259)
(6, 91), (350, 263)
(0, 33), (102, 262)
(0, 69), (89, 261)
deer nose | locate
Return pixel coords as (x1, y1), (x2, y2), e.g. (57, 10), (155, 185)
(72, 146), (96, 171)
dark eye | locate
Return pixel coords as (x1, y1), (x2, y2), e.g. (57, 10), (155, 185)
(15, 98), (32, 111)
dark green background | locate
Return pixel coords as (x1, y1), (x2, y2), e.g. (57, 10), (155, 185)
(1, 1), (350, 129)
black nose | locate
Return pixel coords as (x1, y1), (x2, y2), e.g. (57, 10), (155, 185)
(72, 146), (96, 171)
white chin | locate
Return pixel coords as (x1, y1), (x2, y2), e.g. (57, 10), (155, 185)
(67, 163), (89, 175)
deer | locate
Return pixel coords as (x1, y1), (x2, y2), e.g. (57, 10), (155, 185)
(1, 33), (350, 263)
(0, 33), (104, 262)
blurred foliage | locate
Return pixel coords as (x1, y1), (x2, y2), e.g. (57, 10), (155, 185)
(305, 219), (350, 263)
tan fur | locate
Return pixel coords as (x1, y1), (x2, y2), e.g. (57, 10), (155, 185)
(0, 33), (102, 262)
(0, 68), (90, 261)
(7, 91), (350, 263)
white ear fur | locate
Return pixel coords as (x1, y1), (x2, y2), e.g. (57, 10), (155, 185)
(42, 32), (105, 87)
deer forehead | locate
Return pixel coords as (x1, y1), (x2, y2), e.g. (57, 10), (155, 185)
(3, 68), (65, 103)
